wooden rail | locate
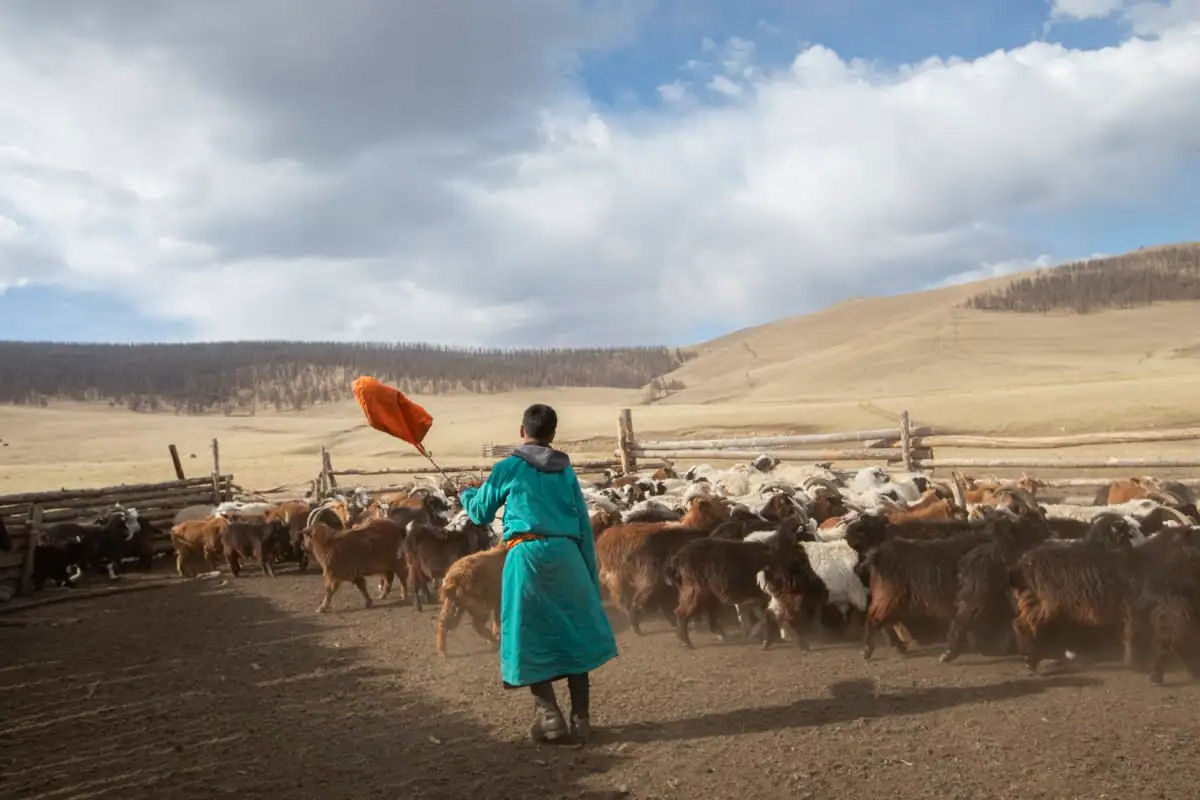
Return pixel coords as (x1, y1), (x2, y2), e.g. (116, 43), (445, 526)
(615, 408), (1200, 474)
(914, 457), (1200, 470)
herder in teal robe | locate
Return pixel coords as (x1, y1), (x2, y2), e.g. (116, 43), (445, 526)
(461, 403), (618, 744)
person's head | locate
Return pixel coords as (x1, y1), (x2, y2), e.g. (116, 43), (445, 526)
(520, 403), (558, 444)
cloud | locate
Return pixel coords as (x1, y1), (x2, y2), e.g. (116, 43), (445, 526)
(657, 80), (695, 105)
(1050, 0), (1126, 21)
(930, 255), (1057, 288)
(1, 4), (1200, 345)
(1050, 0), (1200, 33)
(707, 75), (744, 97)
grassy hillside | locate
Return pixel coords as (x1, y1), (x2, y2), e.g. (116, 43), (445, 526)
(657, 259), (1200, 434)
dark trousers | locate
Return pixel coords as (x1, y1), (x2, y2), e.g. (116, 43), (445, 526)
(528, 672), (589, 718)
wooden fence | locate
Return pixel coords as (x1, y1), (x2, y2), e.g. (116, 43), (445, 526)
(315, 446), (668, 498)
(0, 474), (235, 597)
(618, 408), (1200, 476)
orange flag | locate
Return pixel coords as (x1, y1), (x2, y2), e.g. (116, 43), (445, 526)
(352, 376), (434, 455)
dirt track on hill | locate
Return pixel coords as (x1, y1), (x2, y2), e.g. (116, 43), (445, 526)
(4, 568), (1200, 800)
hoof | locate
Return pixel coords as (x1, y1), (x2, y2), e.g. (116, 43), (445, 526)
(1150, 671), (1164, 685)
(316, 606), (329, 614)
(939, 651), (956, 664)
(861, 647), (873, 661)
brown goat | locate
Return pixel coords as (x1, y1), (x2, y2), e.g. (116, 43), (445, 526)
(884, 490), (959, 524)
(669, 519), (805, 649)
(589, 509), (623, 540)
(1007, 525), (1180, 673)
(1095, 477), (1159, 506)
(595, 496), (729, 631)
(303, 519), (407, 613)
(404, 520), (491, 612)
(858, 527), (996, 659)
(170, 516), (229, 577)
(221, 519), (290, 577)
(436, 544), (507, 656)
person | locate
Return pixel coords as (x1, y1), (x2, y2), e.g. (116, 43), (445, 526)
(460, 403), (618, 744)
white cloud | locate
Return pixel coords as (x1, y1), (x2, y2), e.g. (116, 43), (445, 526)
(2, 5), (1200, 345)
(707, 75), (743, 97)
(1051, 0), (1200, 32)
(931, 255), (1056, 288)
(1050, 0), (1126, 21)
(657, 80), (694, 105)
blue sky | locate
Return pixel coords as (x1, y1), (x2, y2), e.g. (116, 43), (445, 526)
(0, 0), (1198, 345)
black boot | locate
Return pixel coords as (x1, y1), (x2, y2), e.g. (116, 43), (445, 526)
(529, 686), (568, 744)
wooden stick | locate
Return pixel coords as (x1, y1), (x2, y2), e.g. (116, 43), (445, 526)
(916, 457), (1200, 469)
(0, 477), (221, 506)
(900, 411), (914, 472)
(328, 458), (649, 477)
(618, 409), (637, 474)
(321, 448), (337, 491)
(634, 427), (933, 450)
(20, 505), (41, 596)
(168, 444), (186, 480)
(0, 489), (228, 516)
(913, 428), (1200, 449)
(631, 447), (916, 461)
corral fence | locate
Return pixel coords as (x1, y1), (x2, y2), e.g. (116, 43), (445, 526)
(315, 445), (669, 498)
(613, 408), (1200, 491)
(1, 439), (235, 598)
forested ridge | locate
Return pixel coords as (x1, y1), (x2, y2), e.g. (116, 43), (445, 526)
(965, 243), (1200, 314)
(0, 341), (690, 414)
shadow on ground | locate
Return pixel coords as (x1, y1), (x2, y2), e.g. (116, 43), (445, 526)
(0, 580), (621, 800)
(605, 675), (1101, 744)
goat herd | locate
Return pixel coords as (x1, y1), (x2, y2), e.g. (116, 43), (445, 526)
(17, 459), (1200, 685)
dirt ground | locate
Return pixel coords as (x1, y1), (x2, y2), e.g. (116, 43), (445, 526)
(4, 566), (1200, 800)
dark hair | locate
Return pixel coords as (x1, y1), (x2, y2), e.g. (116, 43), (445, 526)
(522, 404), (558, 442)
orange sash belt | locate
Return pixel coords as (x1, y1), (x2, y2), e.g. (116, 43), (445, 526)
(505, 534), (546, 551)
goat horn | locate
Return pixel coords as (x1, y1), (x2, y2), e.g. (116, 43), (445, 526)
(1160, 505), (1194, 527)
(950, 472), (968, 511)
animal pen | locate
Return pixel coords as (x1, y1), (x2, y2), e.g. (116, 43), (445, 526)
(0, 439), (234, 599)
(611, 407), (1200, 490)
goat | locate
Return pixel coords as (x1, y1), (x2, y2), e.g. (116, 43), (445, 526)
(856, 521), (998, 660)
(669, 517), (803, 649)
(221, 519), (290, 577)
(589, 509), (623, 540)
(404, 517), (490, 613)
(171, 516), (229, 577)
(938, 510), (1053, 663)
(596, 496), (730, 632)
(303, 519), (407, 613)
(1007, 518), (1170, 673)
(435, 544), (507, 656)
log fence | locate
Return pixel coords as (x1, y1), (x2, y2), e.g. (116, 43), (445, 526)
(1, 439), (236, 598)
(617, 407), (1200, 474)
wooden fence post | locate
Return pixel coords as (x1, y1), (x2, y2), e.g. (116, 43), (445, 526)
(211, 438), (221, 505)
(618, 408), (637, 474)
(321, 447), (338, 493)
(20, 505), (42, 596)
(168, 444), (186, 480)
(899, 410), (914, 472)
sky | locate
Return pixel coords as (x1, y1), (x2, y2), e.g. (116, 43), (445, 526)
(1, 1), (1198, 346)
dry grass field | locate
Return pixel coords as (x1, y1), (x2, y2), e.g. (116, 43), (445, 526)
(2, 274), (1199, 494)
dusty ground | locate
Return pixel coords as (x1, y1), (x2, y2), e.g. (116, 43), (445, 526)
(4, 566), (1200, 800)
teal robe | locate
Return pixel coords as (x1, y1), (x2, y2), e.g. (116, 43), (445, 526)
(461, 444), (618, 687)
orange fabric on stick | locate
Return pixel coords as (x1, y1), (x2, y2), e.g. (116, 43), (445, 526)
(351, 376), (434, 455)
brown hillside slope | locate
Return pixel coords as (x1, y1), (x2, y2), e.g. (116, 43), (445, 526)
(659, 266), (1200, 434)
